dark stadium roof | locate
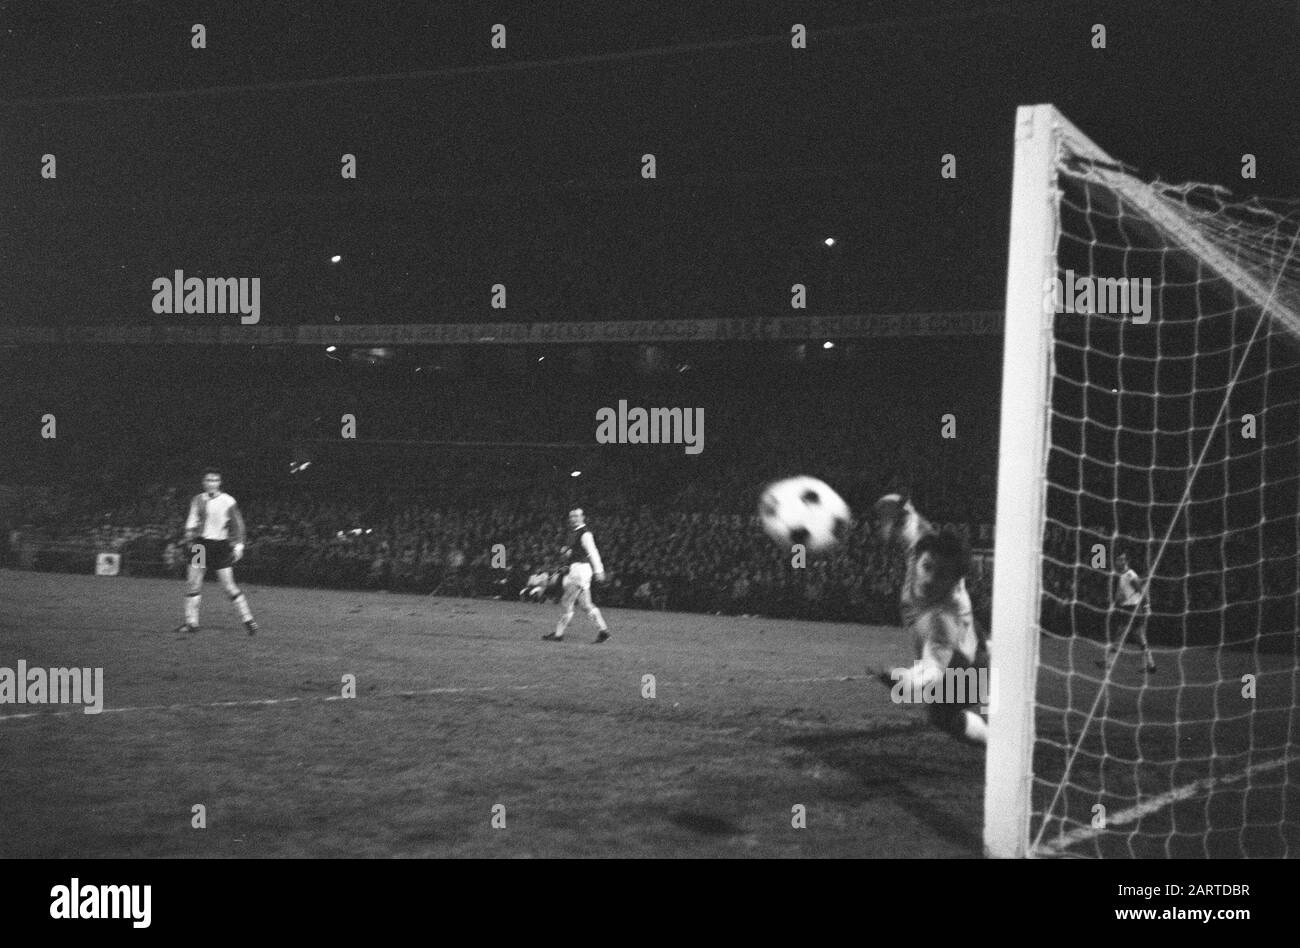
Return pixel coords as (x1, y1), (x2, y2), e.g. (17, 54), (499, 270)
(0, 0), (1295, 327)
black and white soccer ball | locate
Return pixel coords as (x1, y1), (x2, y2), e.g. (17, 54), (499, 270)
(758, 476), (851, 552)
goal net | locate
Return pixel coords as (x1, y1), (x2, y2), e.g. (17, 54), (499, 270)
(985, 105), (1300, 858)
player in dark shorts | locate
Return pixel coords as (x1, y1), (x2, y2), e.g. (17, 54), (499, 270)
(174, 469), (261, 635)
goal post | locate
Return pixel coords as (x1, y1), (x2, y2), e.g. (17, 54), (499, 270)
(985, 105), (1300, 858)
(984, 105), (1058, 858)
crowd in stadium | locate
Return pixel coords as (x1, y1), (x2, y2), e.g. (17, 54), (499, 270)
(3, 340), (1003, 624)
(9, 474), (939, 624)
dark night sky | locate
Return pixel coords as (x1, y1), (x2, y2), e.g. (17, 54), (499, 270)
(1, 0), (1296, 325)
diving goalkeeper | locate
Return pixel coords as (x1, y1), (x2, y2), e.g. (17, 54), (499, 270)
(869, 493), (988, 745)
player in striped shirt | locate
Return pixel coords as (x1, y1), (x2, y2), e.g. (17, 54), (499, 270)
(542, 507), (610, 643)
(173, 469), (260, 635)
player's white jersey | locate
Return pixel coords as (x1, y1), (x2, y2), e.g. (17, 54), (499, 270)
(1116, 568), (1146, 608)
(186, 492), (239, 540)
(900, 544), (979, 663)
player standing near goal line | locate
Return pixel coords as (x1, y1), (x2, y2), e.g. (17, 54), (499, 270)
(173, 469), (260, 635)
(542, 507), (610, 643)
(868, 493), (988, 745)
(1104, 550), (1156, 674)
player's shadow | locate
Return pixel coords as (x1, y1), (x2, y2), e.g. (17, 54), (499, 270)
(787, 726), (984, 853)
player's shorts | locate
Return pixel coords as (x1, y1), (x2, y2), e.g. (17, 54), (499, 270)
(562, 562), (594, 591)
(188, 538), (234, 570)
(1109, 605), (1148, 638)
(559, 563), (598, 612)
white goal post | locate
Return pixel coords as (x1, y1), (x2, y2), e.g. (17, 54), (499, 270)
(983, 104), (1057, 859)
(985, 105), (1300, 858)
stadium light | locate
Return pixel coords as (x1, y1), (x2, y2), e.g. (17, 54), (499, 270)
(824, 237), (836, 247)
(823, 341), (835, 349)
(330, 254), (342, 264)
(325, 346), (337, 353)
(570, 470), (581, 478)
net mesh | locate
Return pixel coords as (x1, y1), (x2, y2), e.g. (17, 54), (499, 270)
(1029, 142), (1300, 858)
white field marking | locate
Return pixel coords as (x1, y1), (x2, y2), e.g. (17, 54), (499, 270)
(0, 675), (865, 724)
(0, 683), (547, 723)
(1037, 751), (1300, 856)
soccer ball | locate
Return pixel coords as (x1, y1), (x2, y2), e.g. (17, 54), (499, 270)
(758, 476), (851, 552)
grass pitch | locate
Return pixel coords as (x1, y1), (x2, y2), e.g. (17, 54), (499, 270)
(9, 570), (1290, 857)
(0, 570), (982, 858)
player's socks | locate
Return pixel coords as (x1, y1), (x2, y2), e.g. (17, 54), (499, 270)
(185, 593), (201, 627)
(229, 590), (253, 623)
(589, 607), (607, 633)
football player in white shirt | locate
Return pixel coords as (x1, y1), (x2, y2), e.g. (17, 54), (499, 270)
(542, 508), (610, 643)
(174, 469), (260, 635)
(869, 493), (988, 745)
(1106, 551), (1156, 673)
